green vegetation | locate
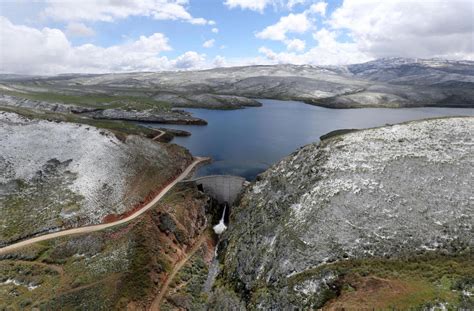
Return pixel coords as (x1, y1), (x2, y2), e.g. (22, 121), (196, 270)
(166, 248), (210, 310)
(0, 227), (133, 310)
(0, 175), (211, 310)
(39, 280), (118, 311)
(0, 105), (157, 137)
(1, 89), (171, 111)
(1, 87), (172, 138)
(118, 232), (155, 302)
(0, 261), (63, 310)
(287, 252), (474, 309)
(1, 166), (84, 245)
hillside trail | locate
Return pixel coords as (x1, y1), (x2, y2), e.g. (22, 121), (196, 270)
(149, 231), (209, 311)
(0, 157), (208, 256)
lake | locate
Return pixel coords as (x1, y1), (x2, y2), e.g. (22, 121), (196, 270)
(144, 99), (474, 180)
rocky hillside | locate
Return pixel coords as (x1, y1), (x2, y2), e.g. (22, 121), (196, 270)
(0, 112), (193, 246)
(0, 184), (216, 310)
(0, 93), (207, 125)
(212, 117), (473, 309)
(1, 58), (473, 109)
(347, 58), (474, 86)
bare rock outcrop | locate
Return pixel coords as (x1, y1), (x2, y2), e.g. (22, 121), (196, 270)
(213, 117), (473, 309)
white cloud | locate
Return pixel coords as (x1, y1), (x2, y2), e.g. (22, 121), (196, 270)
(310, 28), (370, 64)
(213, 55), (227, 67)
(255, 0), (473, 65)
(258, 28), (371, 65)
(255, 3), (326, 44)
(210, 54), (272, 67)
(203, 39), (215, 48)
(0, 17), (213, 74)
(285, 38), (305, 51)
(258, 46), (277, 59)
(224, 0), (317, 12)
(256, 12), (311, 41)
(329, 0), (474, 59)
(65, 22), (95, 37)
(172, 51), (206, 69)
(0, 17), (72, 74)
(224, 0), (274, 12)
(2, 0), (472, 75)
(309, 1), (327, 16)
(42, 0), (210, 25)
(287, 0), (307, 9)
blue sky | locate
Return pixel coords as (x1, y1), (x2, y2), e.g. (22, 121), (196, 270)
(1, 0), (341, 58)
(0, 0), (472, 74)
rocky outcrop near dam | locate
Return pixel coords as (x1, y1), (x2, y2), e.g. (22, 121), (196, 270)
(211, 117), (474, 309)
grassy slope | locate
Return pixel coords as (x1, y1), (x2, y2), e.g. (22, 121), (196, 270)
(0, 105), (157, 138)
(286, 253), (474, 310)
(0, 104), (193, 243)
(0, 185), (211, 310)
(0, 88), (171, 112)
(160, 244), (211, 311)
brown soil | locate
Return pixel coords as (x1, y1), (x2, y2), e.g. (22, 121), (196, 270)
(149, 231), (210, 311)
(323, 275), (427, 310)
(102, 175), (175, 224)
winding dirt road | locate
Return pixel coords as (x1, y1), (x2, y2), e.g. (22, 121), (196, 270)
(149, 231), (209, 311)
(0, 157), (207, 256)
(152, 130), (166, 141)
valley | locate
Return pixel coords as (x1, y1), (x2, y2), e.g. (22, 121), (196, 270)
(1, 58), (473, 310)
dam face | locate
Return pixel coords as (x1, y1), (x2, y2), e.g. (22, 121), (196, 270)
(188, 175), (246, 205)
(190, 175), (246, 291)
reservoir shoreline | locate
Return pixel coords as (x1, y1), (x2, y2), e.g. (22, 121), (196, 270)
(142, 99), (474, 180)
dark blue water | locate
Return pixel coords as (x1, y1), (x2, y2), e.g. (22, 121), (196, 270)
(145, 99), (474, 180)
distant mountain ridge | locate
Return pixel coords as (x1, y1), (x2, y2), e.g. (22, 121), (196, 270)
(1, 58), (473, 109)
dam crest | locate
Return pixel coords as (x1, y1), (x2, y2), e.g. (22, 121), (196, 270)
(184, 175), (247, 206)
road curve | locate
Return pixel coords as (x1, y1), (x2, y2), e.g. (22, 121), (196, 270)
(0, 157), (208, 256)
(152, 130), (166, 141)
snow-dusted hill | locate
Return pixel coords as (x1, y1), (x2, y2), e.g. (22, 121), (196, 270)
(213, 117), (474, 309)
(2, 58), (472, 109)
(0, 112), (192, 246)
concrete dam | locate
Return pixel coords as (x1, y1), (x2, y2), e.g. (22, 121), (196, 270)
(186, 175), (247, 291)
(186, 175), (247, 205)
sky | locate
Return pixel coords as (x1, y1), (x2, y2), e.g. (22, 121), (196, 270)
(0, 0), (473, 74)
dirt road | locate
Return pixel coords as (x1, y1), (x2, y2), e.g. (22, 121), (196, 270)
(152, 130), (166, 141)
(149, 231), (209, 311)
(0, 157), (207, 256)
